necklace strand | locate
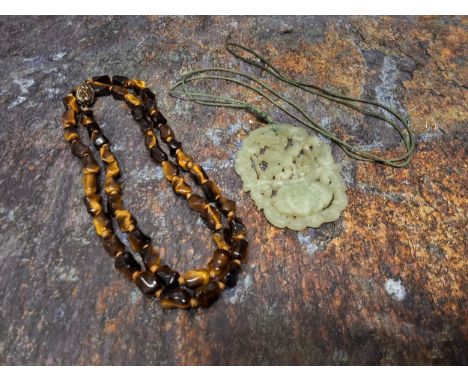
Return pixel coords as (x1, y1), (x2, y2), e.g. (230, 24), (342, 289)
(61, 75), (248, 309)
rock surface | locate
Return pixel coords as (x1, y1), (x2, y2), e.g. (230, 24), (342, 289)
(0, 16), (466, 365)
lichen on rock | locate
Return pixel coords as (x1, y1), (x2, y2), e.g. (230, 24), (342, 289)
(235, 124), (348, 230)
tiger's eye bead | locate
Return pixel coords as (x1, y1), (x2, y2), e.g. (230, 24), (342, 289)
(82, 154), (100, 174)
(187, 194), (207, 212)
(62, 94), (79, 113)
(167, 139), (182, 156)
(106, 161), (120, 178)
(175, 149), (193, 171)
(115, 251), (141, 279)
(80, 110), (95, 127)
(141, 87), (155, 101)
(107, 194), (124, 216)
(229, 216), (246, 238)
(212, 229), (231, 251)
(90, 129), (108, 148)
(92, 75), (112, 85)
(128, 79), (146, 90)
(159, 124), (174, 142)
(128, 227), (152, 252)
(145, 130), (157, 149)
(91, 81), (111, 96)
(216, 196), (236, 216)
(83, 173), (98, 196)
(150, 146), (168, 164)
(111, 85), (128, 100)
(104, 174), (121, 196)
(100, 144), (116, 164)
(83, 194), (102, 215)
(216, 260), (240, 288)
(155, 264), (180, 289)
(92, 212), (113, 238)
(161, 160), (178, 182)
(112, 75), (129, 87)
(61, 109), (77, 128)
(201, 180), (221, 202)
(208, 248), (230, 276)
(194, 281), (221, 308)
(140, 245), (160, 272)
(172, 176), (192, 198)
(201, 205), (223, 231)
(190, 164), (208, 185)
(102, 234), (125, 257)
(231, 238), (248, 263)
(184, 269), (210, 289)
(115, 209), (135, 232)
(124, 93), (143, 108)
(135, 271), (160, 295)
(159, 288), (191, 309)
(149, 107), (167, 126)
(63, 127), (79, 143)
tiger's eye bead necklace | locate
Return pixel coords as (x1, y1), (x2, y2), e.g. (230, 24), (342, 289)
(61, 75), (248, 309)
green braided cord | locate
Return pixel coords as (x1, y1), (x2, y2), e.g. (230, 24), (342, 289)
(169, 43), (415, 167)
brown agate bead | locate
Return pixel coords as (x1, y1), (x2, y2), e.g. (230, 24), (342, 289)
(92, 75), (112, 85)
(83, 194), (102, 215)
(201, 205), (222, 230)
(112, 75), (129, 87)
(161, 160), (178, 181)
(201, 180), (221, 202)
(107, 194), (124, 216)
(194, 281), (221, 308)
(92, 212), (113, 238)
(149, 146), (168, 164)
(216, 196), (236, 216)
(172, 176), (192, 198)
(135, 271), (160, 295)
(167, 139), (182, 156)
(144, 130), (157, 149)
(184, 269), (210, 289)
(115, 209), (135, 232)
(115, 251), (141, 279)
(155, 264), (180, 289)
(62, 94), (79, 113)
(91, 80), (111, 96)
(190, 164), (208, 185)
(128, 227), (152, 252)
(104, 174), (121, 195)
(71, 140), (91, 159)
(102, 234), (125, 257)
(90, 129), (108, 148)
(231, 238), (248, 263)
(159, 124), (174, 142)
(208, 249), (230, 275)
(187, 194), (207, 212)
(61, 109), (77, 128)
(63, 127), (79, 143)
(229, 216), (246, 238)
(159, 288), (191, 309)
(216, 260), (240, 288)
(110, 85), (128, 100)
(149, 108), (167, 126)
(140, 245), (160, 272)
(175, 149), (193, 170)
(83, 173), (98, 197)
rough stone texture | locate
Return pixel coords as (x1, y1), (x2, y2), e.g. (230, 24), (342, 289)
(0, 16), (466, 365)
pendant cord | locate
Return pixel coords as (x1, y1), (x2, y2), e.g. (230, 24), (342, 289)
(169, 42), (415, 168)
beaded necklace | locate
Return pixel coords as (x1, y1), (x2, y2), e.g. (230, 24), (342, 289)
(61, 75), (248, 309)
